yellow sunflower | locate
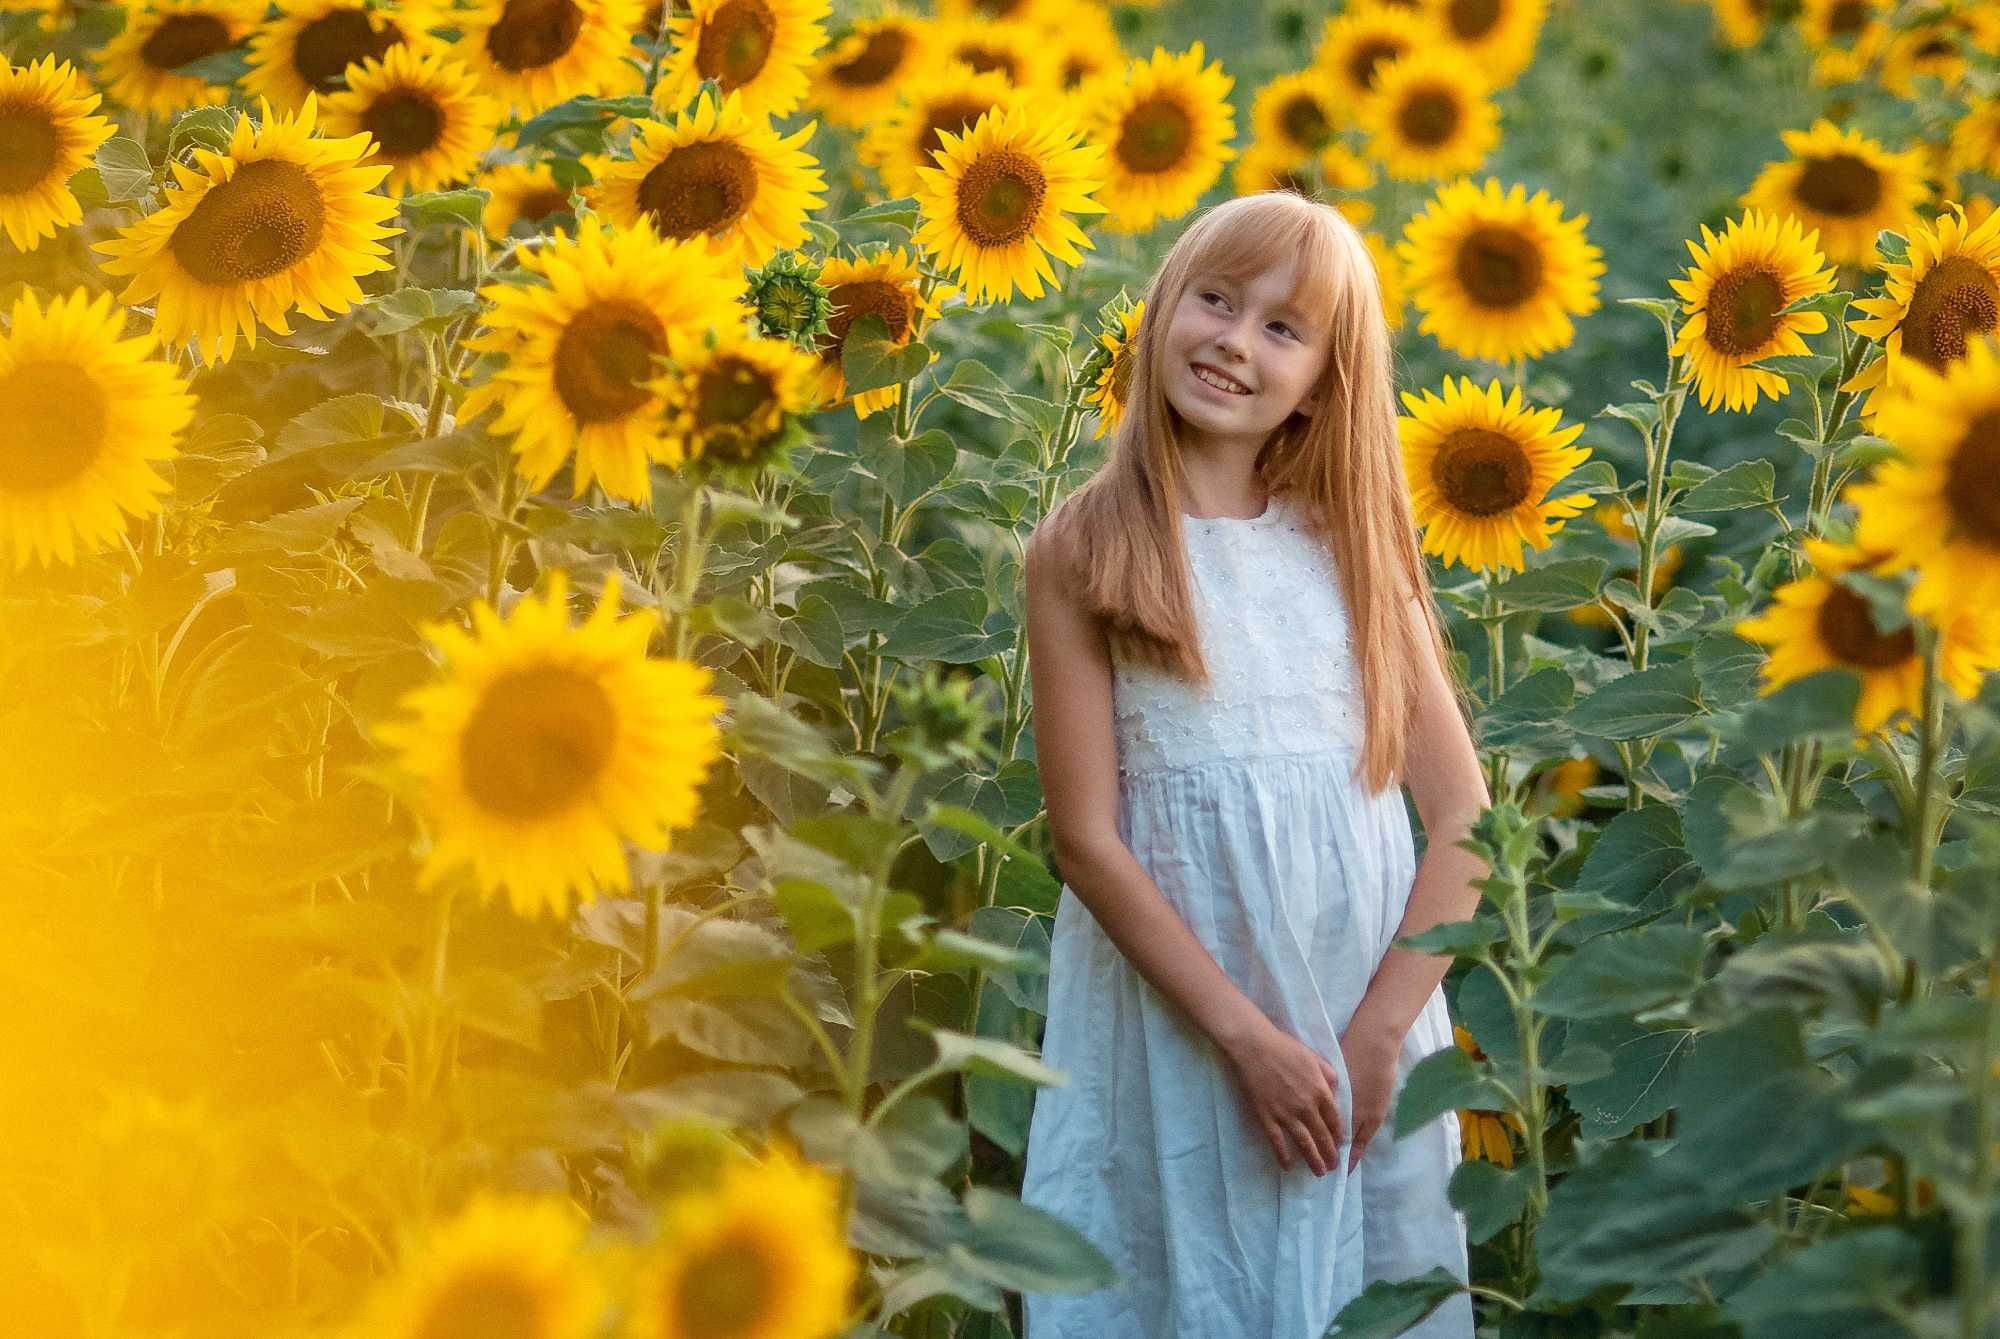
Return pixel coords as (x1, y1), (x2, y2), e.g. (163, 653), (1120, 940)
(455, 0), (645, 117)
(1741, 120), (1930, 269)
(1231, 141), (1320, 199)
(96, 0), (259, 117)
(1537, 755), (1600, 817)
(1077, 42), (1234, 236)
(914, 102), (1107, 303)
(1452, 1026), (1522, 1167)
(1668, 208), (1839, 413)
(1845, 204), (2000, 398)
(351, 1194), (603, 1339)
(1084, 298), (1141, 440)
(1845, 335), (2000, 622)
(590, 90), (825, 269)
(1710, 0), (1773, 49)
(1400, 375), (1594, 574)
(1314, 4), (1437, 104)
(859, 63), (1020, 200)
(812, 247), (945, 418)
(935, 0), (1062, 22)
(1366, 229), (1406, 330)
(1877, 12), (1980, 97)
(0, 289), (198, 570)
(809, 11), (932, 128)
(1046, 2), (1124, 94)
(94, 97), (400, 364)
(1249, 68), (1346, 164)
(1231, 141), (1375, 226)
(932, 15), (1057, 91)
(1798, 0), (1889, 85)
(1734, 536), (2000, 739)
(1426, 0), (1546, 86)
(480, 157), (593, 241)
(1948, 102), (2000, 180)
(1396, 176), (1605, 364)
(661, 325), (823, 469)
(1359, 49), (1500, 183)
(240, 0), (433, 111)
(625, 1146), (857, 1339)
(320, 44), (498, 196)
(0, 56), (114, 253)
(375, 571), (726, 918)
(654, 0), (831, 122)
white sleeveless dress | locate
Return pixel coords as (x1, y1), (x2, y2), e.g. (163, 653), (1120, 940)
(1019, 491), (1474, 1339)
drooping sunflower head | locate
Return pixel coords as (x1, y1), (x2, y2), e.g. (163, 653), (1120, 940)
(320, 43), (499, 196)
(456, 0), (646, 117)
(809, 11), (931, 127)
(1395, 175), (1604, 363)
(241, 0), (433, 111)
(0, 289), (198, 570)
(1249, 68), (1345, 164)
(479, 157), (597, 241)
(0, 56), (114, 254)
(95, 0), (260, 117)
(1848, 203), (2000, 398)
(1742, 119), (1930, 268)
(1084, 298), (1143, 440)
(933, 15), (1056, 91)
(94, 97), (401, 364)
(812, 246), (945, 418)
(661, 325), (823, 474)
(353, 1193), (604, 1339)
(1076, 42), (1234, 236)
(1426, 0), (1548, 86)
(654, 0), (832, 122)
(1668, 207), (1839, 413)
(375, 570), (726, 917)
(858, 62), (1021, 199)
(1314, 4), (1437, 103)
(1359, 48), (1501, 183)
(1399, 375), (1593, 573)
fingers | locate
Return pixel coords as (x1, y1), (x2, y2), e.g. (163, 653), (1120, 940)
(1287, 1118), (1332, 1177)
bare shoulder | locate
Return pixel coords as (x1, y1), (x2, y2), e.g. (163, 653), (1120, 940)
(1023, 512), (1120, 860)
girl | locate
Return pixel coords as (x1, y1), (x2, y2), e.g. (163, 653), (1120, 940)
(1017, 191), (1491, 1338)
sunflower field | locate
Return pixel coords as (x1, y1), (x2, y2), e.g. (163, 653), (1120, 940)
(6, 0), (2000, 1334)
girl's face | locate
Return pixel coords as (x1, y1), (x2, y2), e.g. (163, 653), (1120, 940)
(1160, 256), (1330, 450)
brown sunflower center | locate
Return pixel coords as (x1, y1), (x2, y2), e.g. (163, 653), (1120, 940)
(956, 44), (1018, 80)
(828, 27), (907, 88)
(1116, 96), (1194, 174)
(169, 158), (327, 286)
(515, 187), (571, 224)
(1794, 152), (1882, 218)
(1435, 427), (1532, 517)
(694, 358), (780, 461)
(362, 89), (445, 157)
(919, 99), (991, 162)
(1448, 0), (1503, 39)
(0, 105), (59, 194)
(292, 9), (403, 93)
(1349, 39), (1406, 92)
(1455, 226), (1542, 309)
(1061, 58), (1094, 89)
(486, 0), (585, 73)
(976, 0), (1027, 15)
(1278, 94), (1333, 152)
(0, 360), (106, 494)
(671, 1229), (775, 1339)
(552, 299), (668, 423)
(636, 140), (757, 239)
(1945, 412), (2000, 549)
(139, 13), (234, 73)
(1397, 88), (1461, 147)
(1703, 266), (1786, 356)
(1815, 582), (1915, 669)
(694, 0), (775, 90)
(954, 146), (1047, 247)
(1901, 256), (2000, 371)
(821, 279), (913, 365)
(412, 1266), (551, 1339)
(459, 664), (619, 821)
(1914, 33), (1956, 61)
(1828, 0), (1870, 35)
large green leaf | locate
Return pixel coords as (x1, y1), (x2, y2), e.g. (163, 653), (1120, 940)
(1535, 923), (1707, 1019)
(1564, 662), (1705, 739)
(1327, 1269), (1466, 1338)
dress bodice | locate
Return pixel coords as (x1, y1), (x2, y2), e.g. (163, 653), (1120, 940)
(1110, 491), (1366, 776)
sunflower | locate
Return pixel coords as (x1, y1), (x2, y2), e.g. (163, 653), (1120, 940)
(1396, 176), (1605, 364)
(653, 0), (830, 122)
(661, 325), (822, 470)
(1231, 142), (1320, 200)
(935, 0), (1062, 22)
(1734, 536), (2000, 739)
(320, 45), (498, 195)
(1076, 43), (1234, 236)
(1948, 102), (2000, 180)
(1877, 12), (1980, 97)
(479, 157), (594, 241)
(1844, 335), (2000, 621)
(590, 90), (825, 269)
(1741, 120), (1930, 269)
(812, 246), (945, 418)
(914, 102), (1107, 303)
(353, 1194), (603, 1339)
(859, 63), (1020, 199)
(1249, 68), (1345, 164)
(1359, 50), (1500, 183)
(1537, 755), (1600, 818)
(809, 11), (931, 128)
(1846, 204), (2000, 397)
(932, 15), (1056, 91)
(1400, 375), (1593, 573)
(1568, 543), (1684, 629)
(625, 1146), (856, 1339)
(1668, 208), (1839, 413)
(1451, 1027), (1522, 1167)
(1426, 0), (1546, 86)
(1798, 0), (1889, 85)
(455, 0), (645, 117)
(240, 0), (432, 111)
(375, 571), (726, 917)
(1366, 229), (1406, 330)
(1709, 0), (1773, 49)
(94, 97), (400, 364)
(1045, 3), (1123, 94)
(1084, 298), (1141, 440)
(1314, 5), (1436, 105)
(0, 289), (198, 570)
(96, 0), (259, 117)
(0, 57), (114, 253)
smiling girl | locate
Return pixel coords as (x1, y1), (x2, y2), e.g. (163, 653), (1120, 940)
(1017, 191), (1487, 1337)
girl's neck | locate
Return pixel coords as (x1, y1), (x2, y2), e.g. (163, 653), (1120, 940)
(1178, 431), (1271, 520)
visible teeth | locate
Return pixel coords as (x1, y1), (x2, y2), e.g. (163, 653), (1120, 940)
(1195, 365), (1249, 394)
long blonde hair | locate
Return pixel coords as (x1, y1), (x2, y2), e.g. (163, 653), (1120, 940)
(1042, 190), (1470, 795)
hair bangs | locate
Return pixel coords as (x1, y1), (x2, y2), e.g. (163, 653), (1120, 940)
(1171, 192), (1360, 337)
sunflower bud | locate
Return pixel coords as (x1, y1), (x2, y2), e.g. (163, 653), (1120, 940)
(744, 250), (834, 347)
(884, 665), (994, 770)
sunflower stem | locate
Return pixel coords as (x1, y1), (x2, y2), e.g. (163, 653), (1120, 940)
(671, 483), (708, 661)
(1909, 624), (1943, 890)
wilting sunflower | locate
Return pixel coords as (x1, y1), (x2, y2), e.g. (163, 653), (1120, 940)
(376, 571), (726, 917)
(591, 90), (825, 269)
(462, 216), (748, 498)
(813, 246), (945, 417)
(933, 15), (1056, 90)
(625, 1147), (857, 1339)
(95, 97), (400, 363)
(860, 63), (1021, 199)
(1741, 120), (1929, 269)
(654, 0), (830, 122)
(1669, 208), (1839, 413)
(914, 103), (1107, 303)
(1315, 5), (1436, 104)
(0, 56), (114, 253)
(1426, 0), (1545, 86)
(1397, 176), (1604, 364)
(0, 289), (198, 570)
(809, 11), (931, 128)
(1451, 1027), (1522, 1167)
(661, 325), (822, 470)
(1078, 43), (1234, 236)
(480, 157), (595, 241)
(240, 0), (431, 111)
(1400, 375), (1593, 573)
(456, 0), (645, 117)
(1846, 204), (2000, 399)
(1734, 536), (2000, 738)
(96, 0), (259, 117)
(1359, 50), (1500, 183)
(1084, 299), (1141, 440)
(1366, 230), (1406, 330)
(320, 45), (498, 195)
(1249, 68), (1345, 163)
(1799, 0), (1889, 85)
(353, 1195), (603, 1339)
(1845, 335), (2000, 621)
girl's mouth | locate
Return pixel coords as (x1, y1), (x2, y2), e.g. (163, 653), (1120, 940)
(1191, 362), (1252, 396)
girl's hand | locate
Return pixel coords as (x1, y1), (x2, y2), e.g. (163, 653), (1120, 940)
(1339, 1023), (1402, 1171)
(1219, 1017), (1345, 1176)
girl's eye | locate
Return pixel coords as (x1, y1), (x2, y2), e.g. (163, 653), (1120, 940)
(1201, 290), (1227, 308)
(1269, 321), (1296, 339)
